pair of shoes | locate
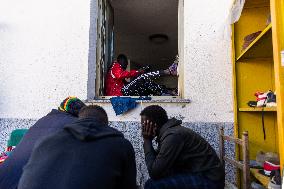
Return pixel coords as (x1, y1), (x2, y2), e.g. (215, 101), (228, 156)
(254, 90), (277, 107)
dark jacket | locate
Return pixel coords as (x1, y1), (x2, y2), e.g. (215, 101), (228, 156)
(0, 109), (77, 189)
(17, 118), (137, 189)
(144, 118), (225, 182)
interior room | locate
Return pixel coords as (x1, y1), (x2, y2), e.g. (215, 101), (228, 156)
(110, 0), (179, 93)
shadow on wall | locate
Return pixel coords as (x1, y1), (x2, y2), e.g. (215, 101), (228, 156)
(87, 0), (97, 100)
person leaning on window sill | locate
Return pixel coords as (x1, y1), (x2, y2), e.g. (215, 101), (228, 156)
(105, 54), (144, 96)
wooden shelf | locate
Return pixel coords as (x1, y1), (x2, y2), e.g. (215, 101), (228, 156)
(250, 168), (270, 188)
(237, 24), (273, 61)
(244, 0), (270, 8)
(239, 107), (277, 112)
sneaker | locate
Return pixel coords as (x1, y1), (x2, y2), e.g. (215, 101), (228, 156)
(255, 91), (268, 107)
(266, 91), (277, 107)
(264, 161), (280, 176)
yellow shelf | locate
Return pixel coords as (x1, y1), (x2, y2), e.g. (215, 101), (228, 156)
(237, 24), (273, 61)
(239, 107), (277, 112)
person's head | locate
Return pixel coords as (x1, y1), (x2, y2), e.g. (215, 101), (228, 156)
(59, 97), (86, 117)
(78, 105), (108, 125)
(117, 54), (128, 70)
(140, 105), (168, 129)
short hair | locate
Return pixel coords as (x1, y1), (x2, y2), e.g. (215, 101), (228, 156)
(78, 105), (108, 124)
(117, 54), (128, 64)
(140, 105), (168, 127)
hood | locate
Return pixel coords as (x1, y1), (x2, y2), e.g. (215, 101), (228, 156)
(64, 118), (123, 141)
(158, 118), (182, 139)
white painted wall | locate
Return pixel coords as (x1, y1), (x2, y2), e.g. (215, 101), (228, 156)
(0, 0), (90, 119)
(0, 0), (234, 123)
(183, 0), (234, 122)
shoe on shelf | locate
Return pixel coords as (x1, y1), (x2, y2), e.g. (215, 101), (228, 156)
(248, 101), (257, 107)
(255, 91), (268, 107)
(266, 91), (277, 107)
(264, 161), (280, 176)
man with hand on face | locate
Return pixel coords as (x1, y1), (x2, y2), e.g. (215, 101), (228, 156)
(140, 105), (225, 189)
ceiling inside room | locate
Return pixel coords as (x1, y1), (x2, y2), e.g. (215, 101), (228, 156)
(110, 0), (178, 70)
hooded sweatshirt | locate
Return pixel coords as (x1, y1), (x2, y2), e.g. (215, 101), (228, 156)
(18, 118), (137, 189)
(144, 118), (225, 183)
(0, 109), (77, 189)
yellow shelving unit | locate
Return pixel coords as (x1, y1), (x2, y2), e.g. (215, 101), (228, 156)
(233, 0), (284, 187)
(270, 0), (284, 171)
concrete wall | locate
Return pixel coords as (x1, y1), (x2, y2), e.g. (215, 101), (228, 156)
(0, 0), (90, 119)
(0, 0), (235, 185)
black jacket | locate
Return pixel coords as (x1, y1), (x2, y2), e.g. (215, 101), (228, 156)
(144, 118), (225, 182)
(0, 109), (77, 189)
(17, 118), (137, 189)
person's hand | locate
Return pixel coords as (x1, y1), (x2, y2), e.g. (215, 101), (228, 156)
(142, 120), (157, 141)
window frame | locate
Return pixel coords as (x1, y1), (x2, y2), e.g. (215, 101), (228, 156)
(95, 0), (185, 100)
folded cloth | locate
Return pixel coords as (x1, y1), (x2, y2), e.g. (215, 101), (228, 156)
(110, 97), (151, 116)
(7, 129), (28, 147)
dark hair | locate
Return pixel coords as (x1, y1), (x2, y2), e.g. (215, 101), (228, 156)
(78, 105), (108, 124)
(117, 54), (128, 70)
(140, 105), (168, 127)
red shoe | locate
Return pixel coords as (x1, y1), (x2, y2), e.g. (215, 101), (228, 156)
(263, 161), (280, 176)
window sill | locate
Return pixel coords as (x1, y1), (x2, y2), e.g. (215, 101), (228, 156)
(86, 97), (191, 104)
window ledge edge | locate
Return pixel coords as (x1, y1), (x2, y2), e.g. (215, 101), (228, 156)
(86, 98), (191, 104)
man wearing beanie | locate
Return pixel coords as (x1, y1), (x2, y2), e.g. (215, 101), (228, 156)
(0, 97), (85, 189)
(18, 105), (137, 189)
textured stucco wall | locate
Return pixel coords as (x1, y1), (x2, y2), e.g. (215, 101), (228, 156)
(0, 0), (234, 122)
(0, 0), (91, 119)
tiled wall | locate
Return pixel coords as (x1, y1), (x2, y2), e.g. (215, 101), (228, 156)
(0, 119), (236, 185)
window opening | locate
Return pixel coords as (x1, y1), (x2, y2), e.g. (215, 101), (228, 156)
(96, 0), (181, 98)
